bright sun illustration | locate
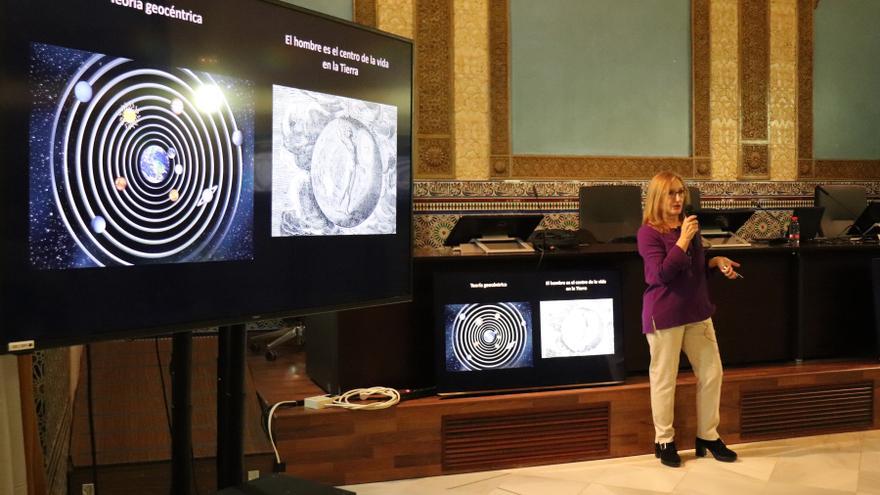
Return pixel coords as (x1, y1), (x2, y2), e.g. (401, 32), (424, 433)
(119, 102), (140, 129)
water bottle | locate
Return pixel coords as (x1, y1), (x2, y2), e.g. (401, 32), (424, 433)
(788, 216), (800, 246)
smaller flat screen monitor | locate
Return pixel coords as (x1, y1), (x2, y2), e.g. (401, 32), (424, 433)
(793, 206), (825, 241)
(694, 208), (755, 234)
(434, 270), (625, 395)
(850, 203), (880, 237)
(578, 186), (642, 243)
(815, 185), (867, 237)
(444, 215), (544, 246)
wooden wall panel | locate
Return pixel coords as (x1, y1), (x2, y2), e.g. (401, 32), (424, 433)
(415, 0), (455, 177)
(271, 360), (880, 486)
(739, 0), (770, 178)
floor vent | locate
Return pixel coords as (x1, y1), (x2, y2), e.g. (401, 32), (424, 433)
(441, 403), (610, 472)
(741, 382), (874, 438)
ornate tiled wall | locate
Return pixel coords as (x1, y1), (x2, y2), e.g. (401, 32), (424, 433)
(710, 0), (740, 181)
(413, 179), (880, 249)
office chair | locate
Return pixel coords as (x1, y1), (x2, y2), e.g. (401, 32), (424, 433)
(578, 185), (642, 243)
(814, 185), (867, 237)
(248, 317), (305, 360)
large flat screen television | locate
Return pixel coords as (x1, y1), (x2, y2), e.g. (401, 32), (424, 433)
(0, 0), (412, 352)
(434, 270), (626, 395)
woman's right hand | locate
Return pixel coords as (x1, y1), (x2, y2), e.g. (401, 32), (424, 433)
(676, 215), (699, 251)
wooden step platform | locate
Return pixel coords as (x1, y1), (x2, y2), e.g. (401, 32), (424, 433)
(256, 352), (880, 486)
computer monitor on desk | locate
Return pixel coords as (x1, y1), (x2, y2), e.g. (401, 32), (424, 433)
(444, 214), (544, 254)
(694, 208), (754, 248)
(850, 202), (880, 239)
(578, 186), (642, 243)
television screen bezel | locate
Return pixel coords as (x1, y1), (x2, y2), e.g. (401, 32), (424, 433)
(433, 269), (626, 396)
(0, 0), (414, 353)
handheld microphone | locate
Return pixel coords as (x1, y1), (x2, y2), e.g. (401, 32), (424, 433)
(683, 204), (698, 253)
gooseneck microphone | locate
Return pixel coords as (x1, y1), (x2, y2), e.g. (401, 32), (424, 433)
(816, 185), (862, 236)
(532, 184), (547, 251)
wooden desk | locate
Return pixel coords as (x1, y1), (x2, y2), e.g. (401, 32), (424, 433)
(306, 241), (880, 391)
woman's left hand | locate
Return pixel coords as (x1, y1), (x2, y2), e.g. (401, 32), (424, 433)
(710, 256), (741, 280)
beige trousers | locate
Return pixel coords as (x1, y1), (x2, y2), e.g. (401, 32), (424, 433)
(646, 317), (722, 443)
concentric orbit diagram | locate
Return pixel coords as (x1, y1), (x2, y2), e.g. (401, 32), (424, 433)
(29, 42), (254, 268)
(444, 302), (534, 372)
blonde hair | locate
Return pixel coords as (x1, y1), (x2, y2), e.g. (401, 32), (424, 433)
(643, 171), (689, 233)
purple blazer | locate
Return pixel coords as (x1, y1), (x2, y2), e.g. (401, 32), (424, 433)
(636, 224), (715, 334)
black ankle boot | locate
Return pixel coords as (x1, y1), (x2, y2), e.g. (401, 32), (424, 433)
(695, 437), (737, 462)
(654, 441), (681, 467)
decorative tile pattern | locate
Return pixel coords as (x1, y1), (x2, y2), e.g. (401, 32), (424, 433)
(488, 0), (510, 177)
(738, 209), (794, 239)
(710, 0), (740, 181)
(814, 160), (880, 180)
(418, 137), (454, 177)
(414, 213), (459, 249)
(741, 143), (770, 178)
(510, 156), (694, 180)
(693, 0), (712, 164)
(415, 0), (454, 177)
(453, 0), (490, 180)
(769, 0), (798, 180)
(377, 0), (414, 39)
(411, 179), (880, 247)
(354, 0), (377, 27)
(797, 0), (814, 175)
(740, 0), (769, 142)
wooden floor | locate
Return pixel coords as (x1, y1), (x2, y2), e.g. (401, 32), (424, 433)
(252, 345), (880, 486)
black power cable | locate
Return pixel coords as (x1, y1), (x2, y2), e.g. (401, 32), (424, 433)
(156, 337), (201, 495)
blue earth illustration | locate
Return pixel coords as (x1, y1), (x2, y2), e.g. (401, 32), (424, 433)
(139, 144), (170, 184)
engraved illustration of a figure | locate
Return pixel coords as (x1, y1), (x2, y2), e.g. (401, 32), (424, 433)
(339, 122), (361, 214)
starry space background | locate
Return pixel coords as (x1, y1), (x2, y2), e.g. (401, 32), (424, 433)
(443, 302), (534, 372)
(28, 42), (255, 269)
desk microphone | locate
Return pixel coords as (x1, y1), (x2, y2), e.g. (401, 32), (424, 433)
(816, 185), (862, 236)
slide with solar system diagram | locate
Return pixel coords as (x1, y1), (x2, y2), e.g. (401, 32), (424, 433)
(0, 0), (412, 352)
(434, 271), (626, 395)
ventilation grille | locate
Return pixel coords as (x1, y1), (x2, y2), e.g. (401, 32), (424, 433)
(741, 382), (874, 438)
(441, 403), (610, 472)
